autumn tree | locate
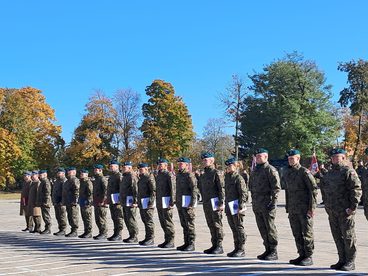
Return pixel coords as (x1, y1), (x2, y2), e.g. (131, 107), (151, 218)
(338, 59), (368, 162)
(141, 80), (194, 163)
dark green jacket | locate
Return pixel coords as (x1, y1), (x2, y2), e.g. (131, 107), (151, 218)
(176, 170), (198, 208)
(120, 172), (138, 206)
(37, 178), (52, 207)
(155, 170), (175, 209)
(52, 176), (67, 205)
(198, 166), (225, 205)
(137, 173), (156, 208)
(107, 171), (122, 205)
(93, 174), (108, 207)
(224, 171), (248, 214)
(62, 176), (80, 206)
(79, 177), (93, 207)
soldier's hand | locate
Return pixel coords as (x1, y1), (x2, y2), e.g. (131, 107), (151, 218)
(132, 203), (138, 208)
(238, 208), (246, 216)
(307, 210), (315, 218)
(267, 202), (276, 211)
(345, 208), (355, 216)
(218, 204), (224, 212)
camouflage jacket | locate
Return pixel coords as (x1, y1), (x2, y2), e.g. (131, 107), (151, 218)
(224, 171), (248, 213)
(37, 178), (52, 207)
(176, 170), (198, 208)
(93, 174), (108, 207)
(120, 172), (138, 207)
(79, 177), (93, 207)
(62, 176), (80, 206)
(198, 166), (225, 205)
(137, 173), (156, 208)
(155, 170), (176, 209)
(107, 171), (122, 205)
(52, 176), (67, 205)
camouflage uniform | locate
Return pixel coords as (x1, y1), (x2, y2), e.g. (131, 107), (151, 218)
(62, 175), (80, 234)
(320, 163), (362, 266)
(79, 177), (93, 236)
(224, 171), (248, 254)
(362, 168), (368, 220)
(107, 171), (124, 239)
(156, 169), (176, 245)
(28, 180), (42, 232)
(249, 162), (281, 257)
(284, 164), (317, 259)
(198, 166), (225, 252)
(37, 177), (52, 232)
(120, 171), (139, 241)
(52, 176), (67, 233)
(20, 179), (33, 230)
(93, 174), (108, 236)
(176, 169), (198, 249)
(137, 172), (156, 243)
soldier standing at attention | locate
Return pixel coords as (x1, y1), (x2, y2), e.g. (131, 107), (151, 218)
(38, 170), (52, 234)
(362, 147), (368, 221)
(249, 148), (281, 261)
(224, 158), (248, 257)
(320, 148), (361, 271)
(107, 160), (124, 241)
(20, 171), (33, 232)
(52, 168), (68, 236)
(63, 167), (80, 237)
(155, 158), (176, 248)
(283, 149), (317, 266)
(29, 171), (42, 233)
(93, 164), (109, 240)
(176, 157), (198, 252)
(120, 161), (139, 243)
(137, 163), (156, 246)
(198, 152), (225, 255)
(78, 169), (93, 238)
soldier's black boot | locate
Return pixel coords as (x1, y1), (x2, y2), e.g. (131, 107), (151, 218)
(289, 255), (304, 265)
(339, 261), (355, 271)
(204, 244), (216, 254)
(22, 227), (30, 232)
(227, 248), (237, 257)
(40, 228), (51, 235)
(211, 242), (224, 255)
(257, 250), (270, 260)
(107, 231), (117, 241)
(163, 240), (175, 248)
(330, 260), (345, 270)
(176, 243), (188, 251)
(54, 230), (65, 236)
(65, 231), (77, 237)
(298, 256), (313, 266)
(141, 239), (154, 246)
(83, 232), (92, 238)
(233, 245), (246, 258)
(158, 241), (167, 248)
(264, 249), (278, 261)
(93, 233), (107, 240)
(78, 232), (87, 238)
(183, 243), (195, 251)
(139, 238), (147, 245)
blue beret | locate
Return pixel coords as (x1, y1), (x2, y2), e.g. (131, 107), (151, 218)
(286, 149), (301, 157)
(39, 169), (47, 174)
(110, 160), (120, 165)
(177, 157), (191, 163)
(93, 164), (104, 169)
(225, 157), (237, 166)
(157, 158), (169, 164)
(31, 170), (39, 175)
(330, 148), (346, 156)
(201, 152), (214, 159)
(67, 167), (76, 171)
(57, 167), (66, 173)
(122, 161), (133, 166)
(24, 171), (32, 176)
(255, 148), (268, 154)
(138, 163), (149, 168)
(80, 169), (89, 174)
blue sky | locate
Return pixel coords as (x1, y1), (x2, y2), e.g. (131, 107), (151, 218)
(1, 1), (367, 143)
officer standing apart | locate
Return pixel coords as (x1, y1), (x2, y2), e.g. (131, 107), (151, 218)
(224, 158), (248, 257)
(155, 158), (176, 248)
(176, 157), (198, 252)
(93, 164), (109, 240)
(29, 171), (42, 233)
(107, 160), (124, 241)
(249, 148), (281, 261)
(320, 148), (361, 271)
(20, 171), (33, 232)
(52, 168), (68, 236)
(137, 163), (156, 246)
(283, 149), (317, 266)
(120, 161), (139, 243)
(198, 152), (225, 255)
(78, 169), (93, 238)
(63, 167), (80, 237)
(38, 170), (52, 234)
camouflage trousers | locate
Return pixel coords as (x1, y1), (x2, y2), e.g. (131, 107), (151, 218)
(253, 209), (278, 251)
(203, 202), (224, 246)
(32, 215), (42, 232)
(66, 205), (79, 232)
(177, 207), (196, 244)
(157, 207), (175, 243)
(326, 209), (357, 262)
(226, 212), (246, 250)
(41, 206), (52, 230)
(81, 206), (93, 234)
(54, 204), (67, 231)
(123, 206), (139, 238)
(25, 214), (34, 229)
(288, 213), (314, 257)
(94, 206), (108, 235)
(139, 208), (155, 240)
(109, 204), (124, 234)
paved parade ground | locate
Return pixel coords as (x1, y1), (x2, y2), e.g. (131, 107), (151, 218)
(0, 192), (367, 276)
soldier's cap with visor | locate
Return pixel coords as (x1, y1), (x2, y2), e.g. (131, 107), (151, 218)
(157, 158), (169, 164)
(286, 149), (301, 157)
(177, 157), (191, 163)
(329, 148), (346, 156)
(122, 161), (133, 166)
(255, 148), (268, 154)
(201, 152), (214, 159)
(225, 157), (237, 166)
(93, 164), (104, 169)
(138, 162), (149, 169)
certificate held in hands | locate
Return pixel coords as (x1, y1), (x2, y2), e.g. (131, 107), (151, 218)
(228, 199), (239, 215)
(126, 195), (133, 207)
(182, 195), (197, 208)
(211, 197), (219, 211)
(111, 193), (120, 204)
(141, 197), (155, 209)
(162, 196), (171, 209)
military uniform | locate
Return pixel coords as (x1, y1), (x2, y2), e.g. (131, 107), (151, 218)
(107, 171), (124, 240)
(28, 179), (42, 233)
(176, 167), (198, 251)
(156, 169), (176, 247)
(120, 171), (139, 242)
(52, 175), (67, 235)
(93, 174), (109, 238)
(362, 169), (368, 220)
(283, 163), (317, 265)
(224, 169), (248, 257)
(137, 170), (156, 245)
(198, 165), (225, 254)
(62, 175), (80, 236)
(79, 176), (93, 238)
(20, 178), (33, 231)
(249, 161), (281, 260)
(320, 162), (361, 270)
(37, 176), (52, 234)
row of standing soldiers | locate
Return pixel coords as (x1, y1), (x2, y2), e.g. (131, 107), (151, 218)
(20, 149), (367, 272)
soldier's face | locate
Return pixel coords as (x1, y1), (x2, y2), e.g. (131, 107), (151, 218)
(123, 166), (132, 173)
(178, 162), (188, 170)
(57, 172), (65, 178)
(40, 173), (47, 179)
(23, 175), (31, 181)
(158, 163), (168, 171)
(202, 157), (214, 167)
(94, 169), (102, 175)
(226, 164), (236, 173)
(80, 173), (88, 179)
(256, 153), (268, 164)
(31, 175), (39, 181)
(68, 170), (76, 177)
(139, 167), (147, 174)
(110, 164), (119, 172)
(331, 154), (345, 164)
(288, 155), (300, 166)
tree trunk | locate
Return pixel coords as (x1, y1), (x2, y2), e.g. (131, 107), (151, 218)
(352, 113), (363, 164)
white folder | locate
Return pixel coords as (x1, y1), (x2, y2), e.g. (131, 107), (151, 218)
(111, 193), (120, 204)
(162, 196), (171, 209)
(228, 199), (239, 215)
(126, 195), (133, 207)
(211, 197), (219, 211)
